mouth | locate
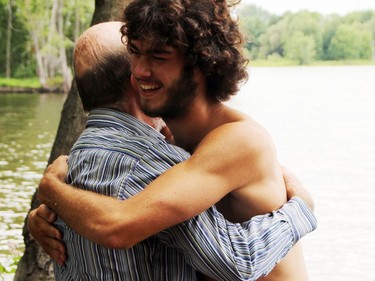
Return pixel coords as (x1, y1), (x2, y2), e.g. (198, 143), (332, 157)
(136, 79), (163, 100)
(131, 75), (162, 94)
(139, 83), (161, 91)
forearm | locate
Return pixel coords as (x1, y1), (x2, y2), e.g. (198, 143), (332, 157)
(39, 170), (200, 249)
(38, 173), (132, 248)
(157, 197), (317, 281)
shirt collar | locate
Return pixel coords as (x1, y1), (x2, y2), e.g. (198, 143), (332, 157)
(87, 108), (166, 140)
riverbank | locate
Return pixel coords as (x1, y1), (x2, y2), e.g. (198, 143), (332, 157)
(0, 86), (64, 94)
(0, 77), (64, 94)
(2, 59), (374, 93)
(249, 58), (375, 67)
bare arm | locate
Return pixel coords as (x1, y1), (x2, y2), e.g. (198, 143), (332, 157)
(38, 155), (231, 248)
(38, 123), (255, 247)
(37, 155), (316, 279)
(36, 153), (316, 278)
(38, 122), (313, 249)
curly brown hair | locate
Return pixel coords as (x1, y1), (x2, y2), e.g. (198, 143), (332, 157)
(121, 0), (248, 102)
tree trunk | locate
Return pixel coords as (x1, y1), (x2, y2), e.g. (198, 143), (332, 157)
(14, 0), (130, 280)
(6, 0), (12, 78)
(74, 0), (80, 42)
(58, 0), (72, 93)
(31, 31), (48, 88)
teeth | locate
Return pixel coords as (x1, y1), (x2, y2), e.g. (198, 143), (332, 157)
(140, 84), (159, 90)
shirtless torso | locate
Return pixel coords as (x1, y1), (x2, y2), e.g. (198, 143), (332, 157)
(187, 105), (309, 281)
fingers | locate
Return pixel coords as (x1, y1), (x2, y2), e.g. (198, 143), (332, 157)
(37, 204), (57, 223)
(42, 236), (67, 266)
(44, 155), (69, 181)
(56, 155), (68, 164)
(281, 166), (299, 186)
(281, 166), (314, 211)
(281, 166), (302, 195)
(28, 206), (67, 265)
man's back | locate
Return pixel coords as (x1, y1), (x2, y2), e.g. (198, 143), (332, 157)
(54, 108), (197, 281)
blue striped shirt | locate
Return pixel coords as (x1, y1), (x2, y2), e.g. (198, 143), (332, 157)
(54, 108), (316, 281)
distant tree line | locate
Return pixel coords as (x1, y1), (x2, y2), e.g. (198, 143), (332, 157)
(239, 5), (375, 64)
(1, 1), (374, 87)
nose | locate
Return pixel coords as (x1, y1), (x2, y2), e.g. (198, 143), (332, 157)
(131, 56), (152, 78)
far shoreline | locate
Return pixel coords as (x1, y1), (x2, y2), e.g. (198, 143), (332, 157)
(1, 60), (374, 93)
(0, 86), (64, 94)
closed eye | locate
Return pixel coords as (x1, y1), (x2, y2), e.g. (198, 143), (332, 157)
(152, 55), (167, 61)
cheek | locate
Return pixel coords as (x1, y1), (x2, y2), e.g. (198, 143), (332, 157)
(130, 74), (138, 90)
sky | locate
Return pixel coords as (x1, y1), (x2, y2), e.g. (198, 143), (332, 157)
(240, 0), (375, 15)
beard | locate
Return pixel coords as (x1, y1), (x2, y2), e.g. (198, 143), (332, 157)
(141, 66), (198, 120)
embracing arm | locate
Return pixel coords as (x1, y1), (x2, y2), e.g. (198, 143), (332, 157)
(38, 154), (316, 279)
(38, 150), (232, 249)
(157, 197), (316, 280)
(37, 157), (316, 279)
(38, 124), (256, 248)
(39, 122), (315, 250)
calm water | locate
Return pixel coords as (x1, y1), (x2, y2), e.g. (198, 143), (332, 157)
(228, 65), (375, 281)
(1, 66), (375, 280)
(0, 93), (66, 277)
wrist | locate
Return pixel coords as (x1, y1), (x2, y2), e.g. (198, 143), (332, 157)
(38, 172), (58, 206)
(279, 197), (317, 243)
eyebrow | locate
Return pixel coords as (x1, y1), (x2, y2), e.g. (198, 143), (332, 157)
(129, 41), (173, 55)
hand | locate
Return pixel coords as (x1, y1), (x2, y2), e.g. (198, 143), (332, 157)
(281, 166), (314, 211)
(45, 155), (69, 182)
(38, 155), (68, 204)
(28, 204), (67, 266)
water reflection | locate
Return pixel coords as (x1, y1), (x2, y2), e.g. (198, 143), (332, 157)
(0, 93), (66, 269)
(1, 66), (375, 280)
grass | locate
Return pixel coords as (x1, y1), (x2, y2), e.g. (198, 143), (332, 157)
(309, 59), (375, 66)
(0, 77), (41, 88)
(249, 58), (375, 67)
(1, 59), (374, 87)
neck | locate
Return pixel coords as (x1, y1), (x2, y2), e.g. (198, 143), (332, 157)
(111, 92), (163, 132)
(165, 98), (226, 153)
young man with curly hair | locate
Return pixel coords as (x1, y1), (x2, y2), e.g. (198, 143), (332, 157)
(119, 1), (312, 280)
(34, 1), (316, 280)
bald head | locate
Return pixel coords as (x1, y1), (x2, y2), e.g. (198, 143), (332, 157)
(74, 21), (132, 111)
(74, 21), (126, 76)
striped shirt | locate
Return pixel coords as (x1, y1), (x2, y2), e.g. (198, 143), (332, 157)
(54, 108), (317, 281)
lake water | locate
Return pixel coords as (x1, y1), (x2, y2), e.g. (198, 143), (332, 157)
(1, 65), (375, 280)
(0, 93), (66, 278)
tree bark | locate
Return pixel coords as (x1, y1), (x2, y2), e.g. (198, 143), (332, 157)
(31, 31), (48, 88)
(58, 0), (72, 93)
(14, 1), (130, 280)
(6, 0), (12, 78)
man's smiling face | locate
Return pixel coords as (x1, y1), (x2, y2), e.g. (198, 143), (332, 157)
(129, 39), (199, 119)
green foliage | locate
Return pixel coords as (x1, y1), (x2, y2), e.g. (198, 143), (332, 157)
(0, 0), (94, 79)
(284, 11), (324, 59)
(284, 31), (316, 64)
(0, 1), (30, 77)
(257, 17), (287, 59)
(327, 24), (372, 60)
(1, 2), (374, 78)
(238, 4), (375, 64)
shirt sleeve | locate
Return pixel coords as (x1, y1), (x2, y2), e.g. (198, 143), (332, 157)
(156, 196), (317, 281)
(134, 142), (317, 280)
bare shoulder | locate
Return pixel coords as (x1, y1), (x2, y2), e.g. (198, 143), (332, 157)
(189, 108), (278, 190)
(196, 109), (275, 159)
